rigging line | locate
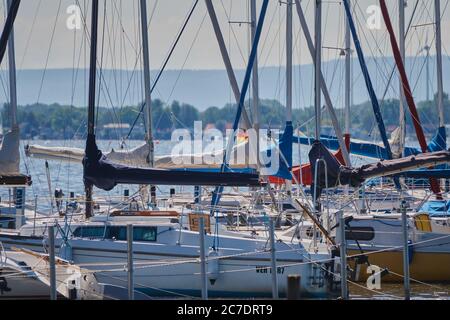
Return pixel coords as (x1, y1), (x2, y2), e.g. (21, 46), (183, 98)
(74, 0), (133, 123)
(258, 4), (282, 75)
(124, 0), (199, 141)
(36, 0), (63, 104)
(219, 0), (248, 66)
(166, 12), (208, 107)
(360, 1), (420, 136)
(114, 0), (168, 116)
(18, 0), (42, 70)
(258, 0), (279, 69)
(378, 0), (420, 105)
(353, 6), (395, 98)
(96, 1), (108, 132)
(405, 2), (429, 82)
(108, 0), (140, 55)
(353, 2), (397, 93)
(271, 6), (286, 104)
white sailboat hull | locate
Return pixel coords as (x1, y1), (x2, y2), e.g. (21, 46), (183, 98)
(0, 229), (333, 298)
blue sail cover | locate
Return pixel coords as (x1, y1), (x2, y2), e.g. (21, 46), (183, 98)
(271, 121), (293, 180)
(294, 135), (390, 158)
(295, 130), (448, 160)
(83, 134), (261, 191)
(418, 200), (450, 217)
(428, 126), (447, 152)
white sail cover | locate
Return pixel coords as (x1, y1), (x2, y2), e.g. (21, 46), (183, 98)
(389, 126), (404, 158)
(26, 140), (254, 170)
(0, 126), (20, 175)
(155, 141), (252, 169)
(26, 142), (152, 167)
(25, 144), (85, 162)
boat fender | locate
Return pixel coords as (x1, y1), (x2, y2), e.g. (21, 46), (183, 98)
(207, 250), (220, 285)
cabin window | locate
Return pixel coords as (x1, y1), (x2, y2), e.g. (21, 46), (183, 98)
(73, 226), (157, 242)
(106, 226), (157, 242)
(106, 226), (128, 241)
(345, 227), (375, 241)
(73, 226), (105, 239)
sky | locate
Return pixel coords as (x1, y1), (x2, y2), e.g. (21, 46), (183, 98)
(3, 0), (450, 71)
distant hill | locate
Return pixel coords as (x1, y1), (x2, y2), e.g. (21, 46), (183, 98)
(2, 55), (448, 110)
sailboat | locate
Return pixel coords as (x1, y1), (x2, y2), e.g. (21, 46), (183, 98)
(0, 0), (31, 233)
(307, 0), (450, 283)
(0, 0), (343, 298)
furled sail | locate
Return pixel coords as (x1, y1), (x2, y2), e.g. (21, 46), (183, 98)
(83, 134), (261, 191)
(26, 139), (253, 170)
(0, 126), (20, 175)
(25, 143), (151, 167)
(25, 144), (84, 162)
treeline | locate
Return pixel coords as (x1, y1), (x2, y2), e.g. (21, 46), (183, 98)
(1, 93), (449, 140)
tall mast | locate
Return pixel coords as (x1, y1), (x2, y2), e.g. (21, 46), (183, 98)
(398, 0), (406, 157)
(85, 0), (99, 219)
(210, 0), (269, 211)
(424, 33), (430, 102)
(140, 0), (156, 205)
(435, 0), (444, 128)
(286, 0), (293, 123)
(6, 0), (16, 128)
(379, 0), (441, 196)
(250, 0), (260, 157)
(285, 0), (293, 192)
(139, 0), (154, 165)
(314, 0), (322, 141)
(294, 0), (351, 166)
(344, 0), (351, 138)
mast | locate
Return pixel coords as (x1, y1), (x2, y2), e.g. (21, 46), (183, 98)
(286, 0), (293, 123)
(6, 0), (16, 128)
(424, 34), (430, 102)
(0, 0), (19, 66)
(139, 0), (154, 166)
(379, 0), (441, 196)
(285, 0), (293, 192)
(85, 0), (99, 219)
(250, 0), (260, 165)
(424, 36), (431, 101)
(294, 0), (351, 166)
(139, 0), (156, 205)
(0, 0), (21, 178)
(314, 0), (321, 141)
(344, 0), (351, 138)
(398, 0), (406, 157)
(210, 0), (269, 212)
(435, 0), (444, 128)
(341, 0), (393, 159)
